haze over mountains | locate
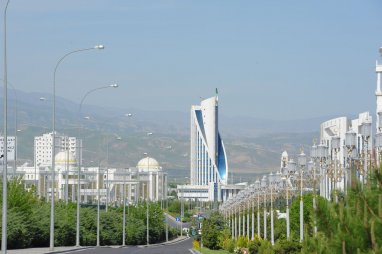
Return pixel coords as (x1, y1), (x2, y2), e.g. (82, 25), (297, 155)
(0, 88), (329, 181)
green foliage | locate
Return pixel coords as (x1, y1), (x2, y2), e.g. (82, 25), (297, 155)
(168, 200), (181, 214)
(227, 239), (236, 253)
(247, 238), (261, 254)
(202, 212), (227, 250)
(236, 236), (248, 248)
(300, 172), (382, 253)
(218, 227), (232, 250)
(258, 239), (274, 254)
(0, 178), (168, 249)
(289, 194), (314, 237)
(273, 239), (301, 254)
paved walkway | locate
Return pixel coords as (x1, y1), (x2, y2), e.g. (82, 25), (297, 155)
(8, 246), (91, 254)
(7, 236), (189, 254)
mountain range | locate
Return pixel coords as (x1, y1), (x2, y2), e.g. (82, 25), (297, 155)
(0, 88), (332, 181)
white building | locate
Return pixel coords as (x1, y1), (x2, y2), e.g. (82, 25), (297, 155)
(319, 112), (372, 200)
(17, 154), (167, 205)
(34, 132), (82, 167)
(178, 93), (245, 202)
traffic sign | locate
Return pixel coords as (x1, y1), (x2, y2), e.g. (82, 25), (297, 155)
(176, 217), (180, 221)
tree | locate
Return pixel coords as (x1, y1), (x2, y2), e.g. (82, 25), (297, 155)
(201, 212), (226, 250)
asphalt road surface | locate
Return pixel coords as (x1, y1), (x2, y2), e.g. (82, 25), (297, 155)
(73, 237), (193, 254)
(165, 213), (192, 230)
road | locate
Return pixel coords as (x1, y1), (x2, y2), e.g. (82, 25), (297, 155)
(165, 213), (192, 230)
(73, 237), (193, 254)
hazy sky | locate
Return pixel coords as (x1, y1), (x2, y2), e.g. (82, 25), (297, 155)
(1, 0), (382, 120)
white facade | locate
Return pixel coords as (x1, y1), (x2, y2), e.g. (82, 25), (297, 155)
(179, 93), (244, 202)
(320, 116), (348, 164)
(34, 132), (82, 167)
(319, 112), (372, 200)
(0, 136), (16, 161)
(351, 112), (373, 154)
(17, 155), (167, 204)
(190, 95), (228, 186)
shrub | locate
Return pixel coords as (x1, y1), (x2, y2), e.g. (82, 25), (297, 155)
(201, 212), (226, 250)
(234, 247), (243, 254)
(237, 236), (248, 248)
(228, 239), (236, 253)
(221, 238), (236, 253)
(258, 239), (274, 254)
(248, 239), (260, 254)
(218, 228), (232, 249)
(273, 239), (301, 254)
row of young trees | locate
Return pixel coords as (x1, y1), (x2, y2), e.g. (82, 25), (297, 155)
(200, 172), (382, 253)
(0, 178), (176, 249)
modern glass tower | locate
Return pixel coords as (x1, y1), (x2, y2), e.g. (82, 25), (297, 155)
(190, 94), (228, 186)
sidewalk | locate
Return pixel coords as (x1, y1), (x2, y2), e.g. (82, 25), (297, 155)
(7, 236), (189, 254)
(8, 246), (92, 254)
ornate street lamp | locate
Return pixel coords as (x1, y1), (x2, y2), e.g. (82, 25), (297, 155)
(360, 119), (372, 185)
(269, 172), (281, 246)
(261, 175), (268, 240)
(317, 142), (329, 199)
(297, 150), (306, 242)
(345, 130), (357, 189)
(330, 136), (341, 203)
(254, 179), (261, 238)
(283, 158), (296, 240)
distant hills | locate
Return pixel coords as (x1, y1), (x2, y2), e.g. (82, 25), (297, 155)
(0, 88), (329, 181)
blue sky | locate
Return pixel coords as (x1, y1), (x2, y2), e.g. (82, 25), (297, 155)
(1, 0), (382, 120)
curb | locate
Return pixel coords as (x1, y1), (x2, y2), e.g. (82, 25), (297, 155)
(42, 247), (94, 254)
(139, 236), (190, 248)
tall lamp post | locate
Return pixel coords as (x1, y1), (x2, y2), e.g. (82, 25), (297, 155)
(260, 176), (267, 240)
(360, 119), (371, 186)
(330, 136), (341, 203)
(50, 44), (104, 251)
(345, 130), (357, 189)
(97, 161), (101, 246)
(284, 159), (296, 240)
(2, 1), (11, 253)
(254, 180), (261, 239)
(297, 150), (306, 242)
(143, 152), (150, 245)
(76, 84), (118, 247)
(269, 172), (281, 246)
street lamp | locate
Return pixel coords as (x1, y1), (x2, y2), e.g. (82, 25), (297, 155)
(330, 136), (341, 203)
(284, 158), (296, 240)
(360, 119), (372, 186)
(260, 175), (267, 240)
(269, 172), (281, 246)
(76, 84), (118, 247)
(297, 150), (306, 242)
(143, 152), (150, 246)
(97, 162), (101, 246)
(345, 130), (357, 189)
(122, 172), (127, 246)
(2, 0), (11, 252)
(50, 44), (104, 251)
